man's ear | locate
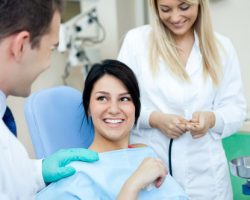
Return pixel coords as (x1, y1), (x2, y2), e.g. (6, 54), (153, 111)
(11, 31), (30, 61)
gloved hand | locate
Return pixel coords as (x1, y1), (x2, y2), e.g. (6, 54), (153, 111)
(42, 148), (99, 183)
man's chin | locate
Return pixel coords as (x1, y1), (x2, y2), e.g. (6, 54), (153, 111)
(17, 88), (31, 98)
(23, 89), (31, 97)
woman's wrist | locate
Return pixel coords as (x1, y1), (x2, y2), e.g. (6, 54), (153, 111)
(117, 176), (141, 200)
(124, 175), (142, 194)
(208, 112), (216, 128)
(149, 111), (161, 128)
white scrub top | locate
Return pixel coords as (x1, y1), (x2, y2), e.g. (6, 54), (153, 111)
(0, 91), (45, 199)
(118, 25), (246, 200)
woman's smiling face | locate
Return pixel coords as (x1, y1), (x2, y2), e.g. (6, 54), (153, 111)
(89, 74), (135, 146)
(157, 0), (199, 37)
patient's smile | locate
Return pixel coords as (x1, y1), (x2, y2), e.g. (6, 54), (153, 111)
(104, 118), (124, 124)
(89, 74), (135, 143)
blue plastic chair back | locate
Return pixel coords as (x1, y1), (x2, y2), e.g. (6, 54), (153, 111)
(24, 86), (94, 159)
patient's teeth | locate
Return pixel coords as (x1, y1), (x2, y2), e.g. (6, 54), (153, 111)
(105, 119), (122, 124)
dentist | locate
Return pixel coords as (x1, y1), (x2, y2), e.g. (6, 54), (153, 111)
(0, 0), (98, 199)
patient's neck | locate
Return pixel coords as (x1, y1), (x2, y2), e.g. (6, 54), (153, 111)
(88, 135), (129, 153)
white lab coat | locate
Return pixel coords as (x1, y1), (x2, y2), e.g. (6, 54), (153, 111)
(0, 91), (45, 200)
(118, 25), (246, 200)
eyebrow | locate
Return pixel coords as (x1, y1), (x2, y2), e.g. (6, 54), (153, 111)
(95, 91), (109, 95)
(119, 92), (131, 95)
(179, 2), (189, 6)
(159, 4), (169, 8)
(159, 1), (186, 7)
(95, 91), (131, 96)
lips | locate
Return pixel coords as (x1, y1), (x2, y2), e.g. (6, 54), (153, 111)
(171, 19), (187, 28)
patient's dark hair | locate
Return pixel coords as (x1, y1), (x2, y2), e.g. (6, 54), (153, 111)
(0, 0), (63, 48)
(83, 59), (141, 125)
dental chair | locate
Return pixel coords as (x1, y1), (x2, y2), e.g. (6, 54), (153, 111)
(24, 86), (94, 159)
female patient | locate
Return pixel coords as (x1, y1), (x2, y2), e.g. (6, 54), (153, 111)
(37, 60), (188, 200)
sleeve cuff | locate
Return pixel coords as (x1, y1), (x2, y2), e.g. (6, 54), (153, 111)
(138, 108), (154, 129)
(33, 159), (46, 192)
(210, 111), (224, 139)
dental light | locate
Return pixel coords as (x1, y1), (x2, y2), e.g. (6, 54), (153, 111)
(58, 6), (105, 84)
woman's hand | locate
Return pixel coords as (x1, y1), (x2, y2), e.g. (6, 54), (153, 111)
(187, 111), (215, 139)
(129, 157), (167, 189)
(117, 157), (167, 200)
(150, 111), (188, 139)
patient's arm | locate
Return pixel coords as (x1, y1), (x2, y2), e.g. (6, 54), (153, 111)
(117, 157), (167, 200)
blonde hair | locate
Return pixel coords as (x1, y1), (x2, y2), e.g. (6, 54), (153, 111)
(149, 0), (221, 85)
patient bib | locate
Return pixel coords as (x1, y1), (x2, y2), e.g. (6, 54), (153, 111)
(37, 147), (188, 200)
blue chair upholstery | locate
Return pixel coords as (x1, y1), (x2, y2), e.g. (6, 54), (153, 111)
(24, 86), (94, 159)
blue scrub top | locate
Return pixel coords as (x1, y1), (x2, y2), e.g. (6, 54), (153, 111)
(37, 147), (188, 200)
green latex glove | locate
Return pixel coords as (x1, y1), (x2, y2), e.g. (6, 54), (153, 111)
(42, 148), (99, 183)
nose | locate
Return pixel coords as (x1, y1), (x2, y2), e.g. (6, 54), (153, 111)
(108, 101), (121, 114)
(170, 10), (181, 23)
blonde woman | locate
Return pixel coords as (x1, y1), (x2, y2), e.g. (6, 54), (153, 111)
(118, 0), (246, 199)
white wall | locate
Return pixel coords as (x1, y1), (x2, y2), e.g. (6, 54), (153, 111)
(209, 0), (250, 129)
(84, 0), (146, 59)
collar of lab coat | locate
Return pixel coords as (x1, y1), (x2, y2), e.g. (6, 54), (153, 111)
(0, 90), (7, 118)
(194, 31), (199, 48)
(183, 31), (202, 76)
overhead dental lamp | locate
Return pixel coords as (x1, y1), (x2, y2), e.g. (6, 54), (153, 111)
(58, 1), (105, 84)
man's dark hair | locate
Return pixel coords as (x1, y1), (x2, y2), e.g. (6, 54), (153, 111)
(0, 0), (63, 48)
(83, 59), (141, 125)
